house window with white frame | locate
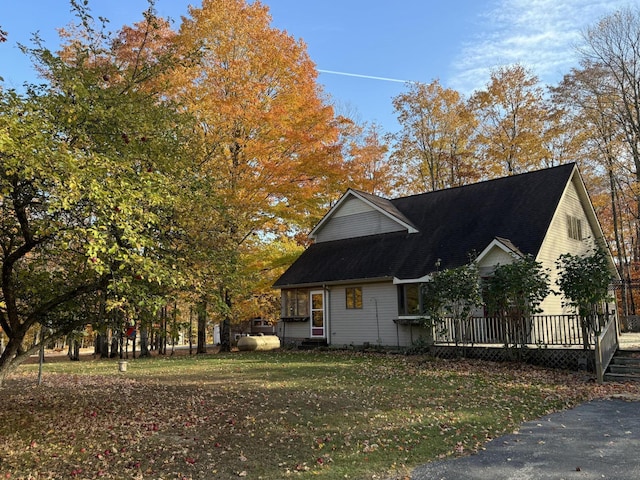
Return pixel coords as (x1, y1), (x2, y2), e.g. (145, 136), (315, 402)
(567, 215), (583, 241)
(346, 287), (363, 309)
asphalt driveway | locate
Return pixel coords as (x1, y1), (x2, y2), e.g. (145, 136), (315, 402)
(412, 398), (640, 480)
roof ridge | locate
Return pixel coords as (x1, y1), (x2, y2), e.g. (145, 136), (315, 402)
(390, 162), (576, 202)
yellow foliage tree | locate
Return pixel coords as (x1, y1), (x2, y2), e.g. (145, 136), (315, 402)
(392, 79), (478, 193)
(469, 64), (551, 176)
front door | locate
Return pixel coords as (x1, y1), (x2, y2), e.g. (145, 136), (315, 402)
(310, 290), (325, 338)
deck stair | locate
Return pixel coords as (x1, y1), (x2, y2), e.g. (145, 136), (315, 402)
(604, 350), (640, 382)
(299, 338), (328, 350)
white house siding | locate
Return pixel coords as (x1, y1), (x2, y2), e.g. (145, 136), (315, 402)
(328, 282), (429, 347)
(536, 176), (598, 322)
(277, 319), (310, 345)
(315, 197), (405, 243)
(477, 247), (516, 274)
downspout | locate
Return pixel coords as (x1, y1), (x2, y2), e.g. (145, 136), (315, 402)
(323, 284), (331, 346)
(371, 297), (381, 346)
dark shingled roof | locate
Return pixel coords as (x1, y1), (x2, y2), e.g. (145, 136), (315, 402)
(274, 163), (576, 288)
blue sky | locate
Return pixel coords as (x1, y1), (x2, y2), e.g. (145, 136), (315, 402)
(0, 0), (630, 134)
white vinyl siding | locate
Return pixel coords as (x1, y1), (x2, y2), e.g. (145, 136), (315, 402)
(477, 247), (517, 276)
(315, 197), (405, 243)
(536, 177), (597, 314)
(277, 319), (309, 344)
(328, 282), (429, 347)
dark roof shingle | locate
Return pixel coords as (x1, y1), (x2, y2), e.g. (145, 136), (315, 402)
(274, 163), (575, 288)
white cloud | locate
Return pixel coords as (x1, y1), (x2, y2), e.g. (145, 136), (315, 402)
(450, 0), (628, 94)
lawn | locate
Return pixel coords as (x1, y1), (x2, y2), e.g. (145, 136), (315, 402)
(1, 350), (639, 479)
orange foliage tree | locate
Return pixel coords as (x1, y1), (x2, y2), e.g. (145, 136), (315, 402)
(337, 119), (398, 197)
(167, 0), (343, 349)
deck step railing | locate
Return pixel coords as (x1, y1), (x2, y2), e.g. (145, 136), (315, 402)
(595, 315), (619, 383)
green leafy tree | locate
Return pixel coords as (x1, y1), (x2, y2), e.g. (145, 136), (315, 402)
(483, 256), (550, 351)
(422, 262), (483, 345)
(556, 247), (614, 349)
(0, 3), (193, 383)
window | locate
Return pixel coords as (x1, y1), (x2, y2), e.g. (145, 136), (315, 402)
(281, 289), (309, 317)
(346, 287), (363, 309)
(567, 215), (583, 241)
(398, 284), (421, 315)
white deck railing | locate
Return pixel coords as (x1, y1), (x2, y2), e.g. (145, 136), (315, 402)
(433, 314), (596, 347)
(595, 315), (619, 384)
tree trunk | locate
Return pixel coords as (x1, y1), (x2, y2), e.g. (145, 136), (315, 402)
(171, 302), (177, 356)
(0, 339), (38, 387)
(95, 332), (109, 358)
(119, 326), (124, 360)
(139, 324), (150, 357)
(189, 307), (193, 355)
(110, 335), (119, 358)
(67, 338), (80, 361)
(197, 302), (207, 354)
(131, 330), (136, 360)
(37, 331), (45, 386)
(220, 318), (231, 352)
(220, 289), (233, 352)
(607, 163), (629, 315)
(162, 307), (168, 355)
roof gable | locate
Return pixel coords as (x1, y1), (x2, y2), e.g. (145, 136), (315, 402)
(275, 163), (581, 288)
(548, 167), (609, 250)
(310, 189), (417, 242)
(476, 237), (524, 263)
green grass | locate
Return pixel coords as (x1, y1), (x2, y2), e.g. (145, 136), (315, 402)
(1, 350), (636, 479)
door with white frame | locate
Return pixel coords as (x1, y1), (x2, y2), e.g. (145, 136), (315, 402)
(310, 290), (325, 338)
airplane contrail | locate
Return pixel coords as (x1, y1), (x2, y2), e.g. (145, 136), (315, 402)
(317, 69), (414, 84)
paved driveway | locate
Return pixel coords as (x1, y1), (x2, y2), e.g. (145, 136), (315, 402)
(412, 398), (640, 480)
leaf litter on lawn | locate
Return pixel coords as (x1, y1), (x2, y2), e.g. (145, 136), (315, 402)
(1, 351), (639, 479)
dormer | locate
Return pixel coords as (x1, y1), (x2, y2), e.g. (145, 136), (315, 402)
(310, 189), (418, 243)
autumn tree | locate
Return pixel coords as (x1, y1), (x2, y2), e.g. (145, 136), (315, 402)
(392, 79), (478, 193)
(551, 63), (636, 313)
(578, 7), (640, 261)
(0, 3), (193, 383)
(469, 64), (552, 177)
(170, 0), (342, 350)
(337, 119), (397, 197)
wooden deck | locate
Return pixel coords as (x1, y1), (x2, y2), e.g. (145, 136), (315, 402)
(619, 332), (640, 350)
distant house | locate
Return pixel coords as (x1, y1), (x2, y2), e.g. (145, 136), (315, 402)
(250, 318), (276, 335)
(273, 163), (617, 349)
